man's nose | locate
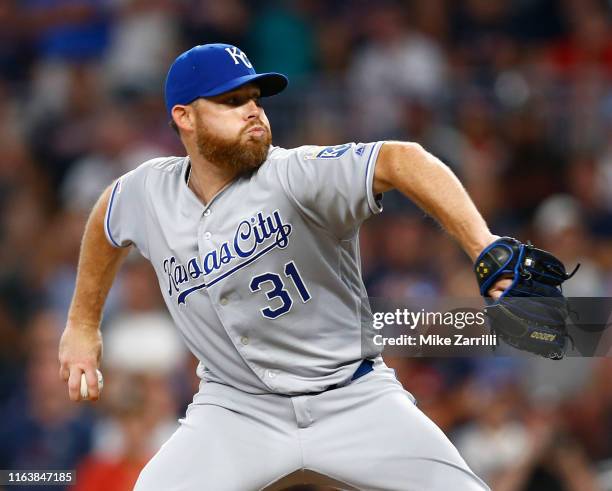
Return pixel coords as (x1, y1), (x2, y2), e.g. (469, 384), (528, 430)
(245, 99), (261, 119)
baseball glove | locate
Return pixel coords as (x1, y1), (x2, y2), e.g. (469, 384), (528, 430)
(474, 237), (579, 359)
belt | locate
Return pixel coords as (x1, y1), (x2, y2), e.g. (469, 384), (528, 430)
(351, 359), (374, 380)
(325, 359), (374, 392)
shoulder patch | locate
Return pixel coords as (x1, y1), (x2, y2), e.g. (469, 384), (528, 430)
(304, 144), (352, 160)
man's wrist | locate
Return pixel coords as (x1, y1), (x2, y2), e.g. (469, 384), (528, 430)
(66, 314), (101, 331)
(467, 233), (499, 262)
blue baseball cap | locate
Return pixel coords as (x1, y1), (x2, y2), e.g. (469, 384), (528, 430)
(164, 43), (288, 116)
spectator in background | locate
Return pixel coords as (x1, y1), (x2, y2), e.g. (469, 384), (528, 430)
(0, 311), (93, 487)
(60, 106), (163, 212)
(348, 1), (448, 139)
(449, 0), (516, 88)
(247, 0), (317, 86)
(35, 209), (91, 319)
(455, 381), (601, 491)
(500, 107), (566, 225)
(454, 382), (531, 484)
(26, 62), (104, 187)
(23, 0), (110, 62)
(0, 297), (22, 401)
(0, 0), (31, 87)
(74, 367), (182, 491)
(103, 0), (180, 99)
(562, 360), (612, 463)
(533, 194), (605, 296)
(546, 1), (612, 81)
(180, 0), (251, 50)
(74, 384), (151, 491)
(452, 95), (507, 224)
(566, 152), (612, 241)
(23, 0), (110, 124)
(368, 214), (440, 299)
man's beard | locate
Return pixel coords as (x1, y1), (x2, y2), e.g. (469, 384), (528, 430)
(195, 120), (271, 176)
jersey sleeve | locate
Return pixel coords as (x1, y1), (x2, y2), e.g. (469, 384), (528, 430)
(104, 163), (150, 257)
(276, 142), (384, 238)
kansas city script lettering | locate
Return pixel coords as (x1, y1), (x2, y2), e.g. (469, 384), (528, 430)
(163, 210), (292, 299)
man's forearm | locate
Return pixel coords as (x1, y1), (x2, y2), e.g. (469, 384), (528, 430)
(374, 142), (495, 260)
(68, 186), (130, 328)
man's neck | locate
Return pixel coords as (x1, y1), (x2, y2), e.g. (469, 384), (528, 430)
(187, 154), (238, 205)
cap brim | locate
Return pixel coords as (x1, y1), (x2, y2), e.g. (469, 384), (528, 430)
(202, 72), (288, 98)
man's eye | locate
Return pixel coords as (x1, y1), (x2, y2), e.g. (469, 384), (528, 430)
(223, 95), (260, 106)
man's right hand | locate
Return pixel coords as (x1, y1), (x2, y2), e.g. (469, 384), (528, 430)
(58, 322), (103, 401)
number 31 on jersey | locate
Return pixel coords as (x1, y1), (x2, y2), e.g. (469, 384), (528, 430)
(249, 261), (311, 319)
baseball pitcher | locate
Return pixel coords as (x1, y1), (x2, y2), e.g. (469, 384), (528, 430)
(59, 44), (572, 490)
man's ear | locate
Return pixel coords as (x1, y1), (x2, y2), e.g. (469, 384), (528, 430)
(171, 105), (195, 133)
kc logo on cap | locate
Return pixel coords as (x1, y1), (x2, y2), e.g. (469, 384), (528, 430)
(224, 46), (253, 69)
(164, 43), (288, 116)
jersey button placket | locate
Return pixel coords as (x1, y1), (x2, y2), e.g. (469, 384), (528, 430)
(196, 212), (211, 259)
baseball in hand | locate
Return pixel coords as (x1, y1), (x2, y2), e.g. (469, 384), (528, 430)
(80, 369), (104, 400)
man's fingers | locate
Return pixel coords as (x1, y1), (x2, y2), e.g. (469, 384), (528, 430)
(59, 364), (70, 382)
(488, 278), (514, 299)
(84, 369), (100, 400)
(65, 366), (101, 402)
(489, 285), (506, 300)
(58, 325), (104, 402)
(67, 367), (83, 401)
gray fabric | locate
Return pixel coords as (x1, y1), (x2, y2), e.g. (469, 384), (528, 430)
(133, 368), (489, 491)
(104, 142), (383, 394)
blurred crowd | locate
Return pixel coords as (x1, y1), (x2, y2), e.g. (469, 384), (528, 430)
(0, 0), (612, 490)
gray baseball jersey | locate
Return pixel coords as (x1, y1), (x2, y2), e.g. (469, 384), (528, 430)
(104, 142), (384, 395)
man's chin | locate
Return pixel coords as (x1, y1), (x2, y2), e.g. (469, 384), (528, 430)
(243, 138), (271, 159)
(225, 140), (270, 175)
(244, 133), (270, 147)
(195, 128), (271, 175)
(244, 144), (270, 169)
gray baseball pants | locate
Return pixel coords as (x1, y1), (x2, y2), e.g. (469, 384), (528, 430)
(133, 366), (489, 490)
